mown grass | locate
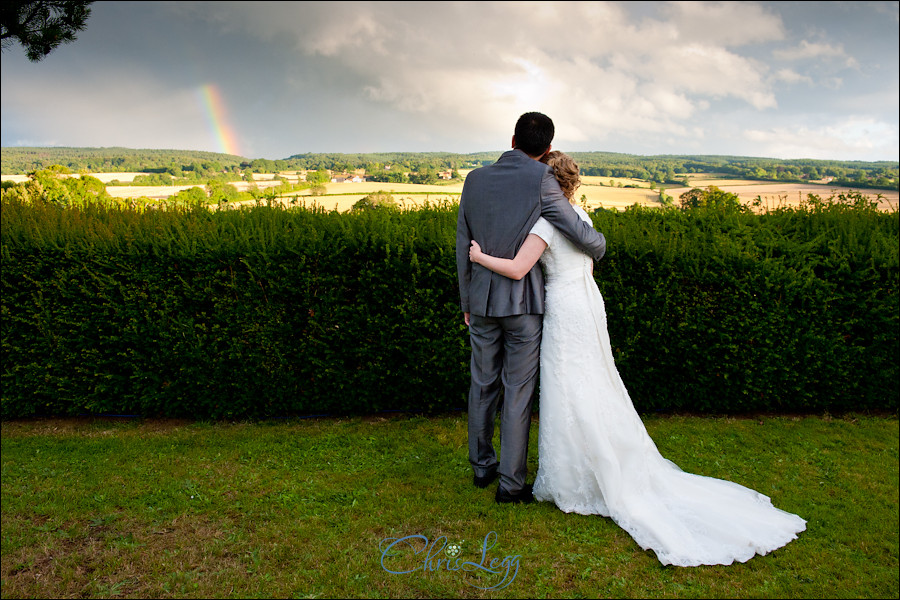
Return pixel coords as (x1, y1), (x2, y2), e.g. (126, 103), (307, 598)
(1, 413), (897, 599)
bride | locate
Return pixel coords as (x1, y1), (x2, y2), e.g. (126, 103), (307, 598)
(467, 151), (806, 567)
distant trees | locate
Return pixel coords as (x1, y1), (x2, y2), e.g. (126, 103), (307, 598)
(171, 186), (207, 205)
(408, 165), (438, 184)
(679, 186), (743, 211)
(0, 165), (111, 206)
(368, 169), (409, 184)
(302, 169), (327, 196)
(1, 147), (246, 174)
(305, 169), (329, 185)
(352, 191), (398, 212)
(132, 173), (172, 186)
(244, 158), (293, 174)
(2, 147), (897, 192)
(1, 1), (94, 61)
(205, 179), (242, 204)
(575, 153), (898, 191)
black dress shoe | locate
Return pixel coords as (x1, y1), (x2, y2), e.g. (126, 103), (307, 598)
(495, 483), (534, 504)
(473, 471), (498, 489)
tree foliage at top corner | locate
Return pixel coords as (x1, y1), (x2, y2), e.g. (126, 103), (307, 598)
(1, 1), (94, 62)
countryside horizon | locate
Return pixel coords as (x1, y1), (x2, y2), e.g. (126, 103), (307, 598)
(3, 144), (898, 213)
(4, 145), (900, 164)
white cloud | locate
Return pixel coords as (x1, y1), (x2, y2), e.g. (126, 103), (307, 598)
(773, 40), (859, 69)
(648, 43), (777, 109)
(774, 40), (842, 61)
(169, 1), (783, 142)
(772, 68), (813, 84)
(661, 1), (786, 46)
(743, 118), (899, 160)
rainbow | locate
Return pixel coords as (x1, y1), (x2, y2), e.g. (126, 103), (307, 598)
(199, 84), (241, 156)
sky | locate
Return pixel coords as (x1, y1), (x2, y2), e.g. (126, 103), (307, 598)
(1, 1), (898, 162)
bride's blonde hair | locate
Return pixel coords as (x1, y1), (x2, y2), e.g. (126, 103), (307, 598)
(543, 151), (581, 202)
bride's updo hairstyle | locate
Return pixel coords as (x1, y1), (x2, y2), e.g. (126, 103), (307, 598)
(544, 151), (581, 202)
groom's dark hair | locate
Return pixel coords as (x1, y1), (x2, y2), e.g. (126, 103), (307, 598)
(514, 112), (555, 157)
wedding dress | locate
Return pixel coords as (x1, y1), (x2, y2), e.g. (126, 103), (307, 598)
(529, 206), (806, 567)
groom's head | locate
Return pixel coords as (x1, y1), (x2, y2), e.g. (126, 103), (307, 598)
(513, 112), (555, 159)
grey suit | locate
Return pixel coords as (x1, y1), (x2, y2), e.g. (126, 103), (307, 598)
(456, 149), (606, 494)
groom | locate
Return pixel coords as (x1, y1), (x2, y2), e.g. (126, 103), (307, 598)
(456, 112), (607, 503)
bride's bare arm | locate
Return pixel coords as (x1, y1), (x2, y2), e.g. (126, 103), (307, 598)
(468, 234), (548, 281)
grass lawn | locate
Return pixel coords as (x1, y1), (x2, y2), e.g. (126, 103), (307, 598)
(1, 412), (897, 598)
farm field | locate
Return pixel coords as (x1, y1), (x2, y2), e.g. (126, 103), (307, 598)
(241, 180), (664, 212)
(240, 181), (465, 212)
(105, 184), (205, 199)
(3, 171), (896, 212)
(2, 172), (150, 184)
(581, 175), (653, 188)
(667, 174), (899, 211)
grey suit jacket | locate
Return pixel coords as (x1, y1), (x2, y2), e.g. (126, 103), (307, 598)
(456, 149), (607, 317)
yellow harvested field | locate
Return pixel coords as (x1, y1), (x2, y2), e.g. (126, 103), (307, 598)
(2, 175), (30, 183)
(581, 175), (652, 188)
(1, 172), (149, 183)
(307, 181), (465, 195)
(105, 184), (204, 198)
(82, 172), (150, 183)
(252, 182), (662, 213)
(576, 185), (662, 210)
(277, 180), (664, 212)
(665, 181), (898, 212)
(4, 170), (895, 212)
(229, 180), (288, 192)
(271, 182), (465, 212)
(74, 172), (666, 210)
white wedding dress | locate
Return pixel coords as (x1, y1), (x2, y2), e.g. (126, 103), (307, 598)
(529, 207), (806, 567)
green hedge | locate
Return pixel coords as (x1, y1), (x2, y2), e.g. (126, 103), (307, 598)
(2, 198), (897, 419)
(591, 205), (898, 413)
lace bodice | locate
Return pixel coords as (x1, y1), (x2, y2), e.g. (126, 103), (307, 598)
(529, 205), (594, 285)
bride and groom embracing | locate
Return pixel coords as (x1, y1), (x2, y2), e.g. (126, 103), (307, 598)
(454, 112), (806, 567)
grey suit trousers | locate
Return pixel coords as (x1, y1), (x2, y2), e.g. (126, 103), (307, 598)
(467, 313), (542, 494)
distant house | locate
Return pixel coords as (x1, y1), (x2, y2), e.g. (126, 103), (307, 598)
(438, 170), (453, 180)
(331, 173), (368, 183)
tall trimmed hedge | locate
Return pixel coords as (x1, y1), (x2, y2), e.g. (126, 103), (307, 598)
(2, 198), (897, 418)
(590, 205), (898, 414)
